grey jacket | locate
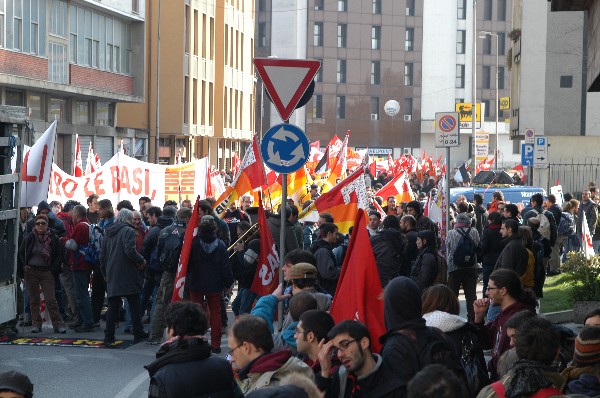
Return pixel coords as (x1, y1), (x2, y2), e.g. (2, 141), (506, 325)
(100, 221), (145, 297)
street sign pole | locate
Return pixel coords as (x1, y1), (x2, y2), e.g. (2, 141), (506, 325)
(278, 171), (287, 331)
(446, 147), (450, 239)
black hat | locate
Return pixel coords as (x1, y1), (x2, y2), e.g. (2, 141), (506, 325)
(0, 371), (33, 398)
(37, 200), (51, 213)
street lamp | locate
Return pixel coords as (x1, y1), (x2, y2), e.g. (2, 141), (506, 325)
(479, 31), (499, 171)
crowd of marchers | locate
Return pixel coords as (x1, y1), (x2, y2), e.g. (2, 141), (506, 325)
(2, 178), (600, 397)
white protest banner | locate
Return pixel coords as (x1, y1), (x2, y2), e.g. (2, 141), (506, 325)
(21, 121), (57, 207)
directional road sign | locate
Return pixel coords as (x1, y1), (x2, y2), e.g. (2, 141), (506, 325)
(522, 143), (534, 166)
(254, 58), (321, 122)
(534, 136), (548, 169)
(261, 123), (310, 174)
(435, 112), (460, 147)
(525, 128), (535, 144)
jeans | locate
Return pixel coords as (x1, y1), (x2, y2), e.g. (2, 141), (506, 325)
(105, 295), (144, 340)
(91, 266), (106, 323)
(231, 288), (258, 316)
(59, 264), (78, 317)
(190, 291), (222, 350)
(25, 267), (64, 328)
(448, 267), (478, 322)
(72, 270), (94, 326)
(54, 272), (65, 316)
(150, 272), (175, 338)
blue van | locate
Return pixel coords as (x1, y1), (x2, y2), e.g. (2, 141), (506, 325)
(449, 185), (546, 208)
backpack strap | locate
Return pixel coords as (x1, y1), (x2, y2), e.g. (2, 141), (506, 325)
(490, 381), (506, 398)
(530, 387), (564, 398)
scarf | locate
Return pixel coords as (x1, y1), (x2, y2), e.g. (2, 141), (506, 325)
(34, 229), (52, 263)
(144, 336), (211, 376)
(562, 365), (600, 381)
(505, 359), (555, 398)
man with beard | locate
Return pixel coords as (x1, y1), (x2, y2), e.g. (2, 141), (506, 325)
(316, 320), (406, 397)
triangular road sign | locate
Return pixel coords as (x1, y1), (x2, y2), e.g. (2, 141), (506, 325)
(254, 58), (321, 122)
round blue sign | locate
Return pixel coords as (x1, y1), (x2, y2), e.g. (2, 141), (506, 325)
(260, 124), (310, 174)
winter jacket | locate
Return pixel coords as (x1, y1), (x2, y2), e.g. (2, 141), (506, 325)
(20, 230), (63, 274)
(409, 247), (439, 292)
(291, 220), (304, 250)
(579, 200), (598, 238)
(523, 206), (558, 246)
(268, 215), (299, 254)
(237, 350), (313, 394)
(416, 214), (438, 234)
(281, 288), (331, 331)
(309, 239), (340, 295)
(224, 208), (251, 243)
(100, 221), (146, 297)
(564, 372), (600, 397)
(186, 234), (233, 293)
(446, 225), (480, 273)
(371, 228), (406, 287)
(156, 220), (186, 273)
(494, 235), (529, 276)
(142, 215), (174, 268)
(66, 218), (93, 271)
(403, 230), (419, 273)
(476, 367), (567, 398)
(476, 301), (534, 379)
(251, 295), (298, 351)
(315, 354), (406, 398)
(56, 211), (75, 245)
(26, 212), (66, 237)
(481, 224), (504, 266)
(474, 204), (489, 236)
(145, 336), (243, 398)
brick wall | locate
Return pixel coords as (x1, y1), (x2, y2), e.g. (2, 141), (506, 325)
(70, 65), (134, 95)
(0, 50), (48, 80)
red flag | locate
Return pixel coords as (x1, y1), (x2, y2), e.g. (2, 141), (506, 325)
(555, 178), (560, 186)
(73, 134), (83, 177)
(330, 209), (385, 352)
(84, 141), (95, 175)
(205, 166), (214, 198)
(250, 198), (280, 296)
(172, 196), (200, 302)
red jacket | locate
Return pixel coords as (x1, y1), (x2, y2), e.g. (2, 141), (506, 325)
(69, 218), (93, 271)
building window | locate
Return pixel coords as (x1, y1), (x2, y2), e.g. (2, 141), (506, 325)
(457, 30), (466, 54)
(482, 99), (490, 118)
(405, 28), (414, 51)
(404, 63), (413, 86)
(336, 96), (346, 119)
(97, 102), (114, 126)
(258, 0), (266, 11)
(48, 42), (68, 84)
(29, 0), (39, 54)
(0, 1), (4, 48)
(371, 61), (380, 85)
(258, 22), (266, 47)
(483, 35), (491, 55)
(69, 8), (77, 62)
(404, 98), (413, 118)
(483, 66), (491, 89)
(338, 0), (347, 12)
(497, 0), (506, 21)
(48, 97), (66, 121)
(371, 26), (381, 50)
(484, 0), (492, 20)
(5, 89), (24, 106)
(406, 0), (415, 16)
(13, 0), (22, 50)
(372, 0), (381, 14)
(370, 97), (379, 120)
(455, 98), (464, 104)
(313, 95), (322, 118)
(456, 64), (465, 88)
(560, 75), (573, 88)
(315, 58), (323, 82)
(28, 93), (44, 120)
(49, 0), (67, 38)
(313, 22), (323, 47)
(132, 0), (139, 14)
(498, 66), (505, 89)
(314, 0), (323, 10)
(338, 24), (347, 48)
(72, 101), (91, 125)
(458, 0), (466, 19)
(498, 32), (506, 55)
(337, 59), (346, 83)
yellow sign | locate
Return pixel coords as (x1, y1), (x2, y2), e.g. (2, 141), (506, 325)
(455, 103), (481, 122)
(499, 97), (510, 110)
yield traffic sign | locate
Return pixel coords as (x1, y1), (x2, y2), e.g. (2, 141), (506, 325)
(254, 58), (321, 121)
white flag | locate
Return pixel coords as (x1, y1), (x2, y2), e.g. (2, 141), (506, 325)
(21, 121), (57, 207)
(581, 211), (595, 258)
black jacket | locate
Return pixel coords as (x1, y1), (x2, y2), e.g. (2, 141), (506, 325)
(142, 216), (175, 263)
(474, 204), (488, 236)
(20, 230), (64, 274)
(145, 337), (243, 398)
(481, 224), (504, 266)
(370, 228), (406, 287)
(494, 235), (529, 276)
(409, 247), (438, 292)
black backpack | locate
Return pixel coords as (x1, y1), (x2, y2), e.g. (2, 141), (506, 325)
(159, 226), (185, 273)
(453, 228), (477, 267)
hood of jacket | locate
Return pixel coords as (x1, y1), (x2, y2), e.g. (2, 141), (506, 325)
(239, 350), (293, 380)
(156, 216), (175, 229)
(423, 311), (467, 333)
(383, 276), (425, 332)
(199, 236), (219, 254)
(144, 336), (211, 376)
(105, 221), (132, 238)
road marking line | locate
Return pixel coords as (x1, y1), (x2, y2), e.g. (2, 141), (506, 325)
(115, 371), (148, 398)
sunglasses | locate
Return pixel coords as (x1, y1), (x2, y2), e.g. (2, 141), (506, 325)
(35, 221), (47, 226)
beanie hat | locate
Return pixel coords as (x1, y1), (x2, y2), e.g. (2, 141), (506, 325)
(406, 200), (421, 214)
(37, 200), (51, 213)
(574, 326), (600, 366)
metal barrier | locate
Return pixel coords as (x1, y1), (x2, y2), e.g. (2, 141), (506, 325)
(549, 158), (600, 195)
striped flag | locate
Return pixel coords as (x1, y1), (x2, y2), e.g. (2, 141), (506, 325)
(73, 134), (83, 177)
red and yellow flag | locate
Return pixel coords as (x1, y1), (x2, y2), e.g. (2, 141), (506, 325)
(172, 196), (200, 302)
(269, 166), (312, 209)
(376, 171), (414, 206)
(250, 198), (281, 296)
(299, 168), (369, 233)
(213, 136), (265, 217)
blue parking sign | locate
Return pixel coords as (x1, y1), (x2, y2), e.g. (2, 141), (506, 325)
(522, 144), (534, 166)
